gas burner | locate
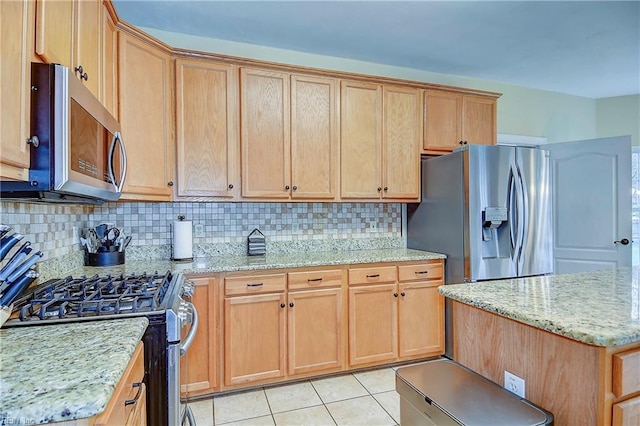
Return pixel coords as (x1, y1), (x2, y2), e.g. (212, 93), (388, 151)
(14, 271), (174, 322)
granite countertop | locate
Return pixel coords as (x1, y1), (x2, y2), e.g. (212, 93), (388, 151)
(439, 267), (640, 347)
(0, 317), (148, 424)
(65, 248), (445, 277)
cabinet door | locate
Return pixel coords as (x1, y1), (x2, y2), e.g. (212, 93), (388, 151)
(118, 33), (173, 200)
(291, 74), (338, 199)
(0, 0), (32, 180)
(102, 7), (118, 119)
(462, 95), (497, 146)
(288, 288), (343, 376)
(224, 293), (286, 385)
(423, 90), (462, 153)
(613, 395), (640, 426)
(340, 81), (382, 199)
(35, 0), (73, 67)
(74, 0), (101, 98)
(382, 86), (421, 200)
(348, 284), (397, 366)
(176, 60), (239, 198)
(398, 281), (444, 357)
(240, 68), (290, 198)
(181, 276), (218, 396)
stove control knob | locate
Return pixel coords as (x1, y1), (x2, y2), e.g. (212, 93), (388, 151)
(181, 280), (195, 298)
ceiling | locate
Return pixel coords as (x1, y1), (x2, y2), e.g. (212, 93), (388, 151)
(112, 1), (640, 99)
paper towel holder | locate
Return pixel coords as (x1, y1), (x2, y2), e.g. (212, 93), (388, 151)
(172, 214), (194, 262)
(247, 228), (266, 256)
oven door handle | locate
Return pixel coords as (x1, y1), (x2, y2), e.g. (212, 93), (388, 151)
(180, 302), (198, 357)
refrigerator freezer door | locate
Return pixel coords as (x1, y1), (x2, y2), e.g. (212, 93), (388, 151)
(466, 145), (517, 281)
(515, 147), (553, 276)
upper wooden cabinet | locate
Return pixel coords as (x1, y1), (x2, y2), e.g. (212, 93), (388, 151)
(36, 0), (102, 99)
(0, 0), (33, 181)
(240, 68), (338, 200)
(175, 59), (239, 199)
(423, 89), (497, 154)
(118, 32), (174, 201)
(341, 81), (421, 201)
(102, 6), (119, 119)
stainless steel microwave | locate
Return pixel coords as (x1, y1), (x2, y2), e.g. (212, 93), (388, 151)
(1, 63), (126, 203)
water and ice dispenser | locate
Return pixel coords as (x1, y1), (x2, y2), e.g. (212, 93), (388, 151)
(482, 207), (509, 259)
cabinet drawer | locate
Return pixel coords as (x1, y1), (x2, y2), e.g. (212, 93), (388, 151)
(613, 347), (640, 397)
(398, 262), (443, 282)
(613, 394), (640, 426)
(288, 269), (342, 290)
(225, 274), (286, 296)
(93, 342), (145, 425)
(348, 266), (396, 285)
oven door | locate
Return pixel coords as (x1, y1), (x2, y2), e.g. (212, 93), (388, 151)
(167, 301), (198, 426)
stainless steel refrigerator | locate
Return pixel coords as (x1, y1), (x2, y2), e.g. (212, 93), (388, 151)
(407, 144), (553, 356)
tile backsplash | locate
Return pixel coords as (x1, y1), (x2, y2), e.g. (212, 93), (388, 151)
(0, 201), (403, 262)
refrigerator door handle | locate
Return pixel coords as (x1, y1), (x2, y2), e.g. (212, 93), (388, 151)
(514, 164), (527, 273)
(508, 168), (518, 255)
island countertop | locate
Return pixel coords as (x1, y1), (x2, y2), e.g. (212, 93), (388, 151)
(0, 317), (148, 424)
(64, 248), (445, 277)
(438, 267), (640, 347)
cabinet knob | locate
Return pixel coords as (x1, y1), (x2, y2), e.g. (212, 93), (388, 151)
(280, 303), (286, 308)
(285, 185), (290, 190)
(292, 185), (298, 191)
(228, 184), (234, 190)
(74, 65), (88, 81)
(377, 187), (382, 192)
(459, 140), (464, 145)
(401, 292), (406, 297)
(393, 292), (398, 297)
(384, 187), (388, 191)
(289, 302), (294, 308)
(167, 181), (174, 187)
(26, 136), (40, 148)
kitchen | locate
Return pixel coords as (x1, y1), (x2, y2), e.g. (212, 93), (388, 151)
(1, 1), (639, 425)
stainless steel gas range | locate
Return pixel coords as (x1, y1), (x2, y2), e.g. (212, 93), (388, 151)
(4, 271), (198, 426)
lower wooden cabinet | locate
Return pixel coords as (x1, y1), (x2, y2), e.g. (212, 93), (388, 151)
(183, 260), (444, 395)
(288, 287), (343, 375)
(181, 276), (218, 397)
(224, 292), (287, 385)
(93, 342), (146, 425)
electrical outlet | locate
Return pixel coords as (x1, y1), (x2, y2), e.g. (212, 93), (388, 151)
(369, 221), (377, 230)
(73, 226), (79, 241)
(504, 371), (526, 398)
(194, 223), (205, 238)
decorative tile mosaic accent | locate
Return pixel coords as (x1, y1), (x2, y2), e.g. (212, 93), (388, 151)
(0, 201), (403, 264)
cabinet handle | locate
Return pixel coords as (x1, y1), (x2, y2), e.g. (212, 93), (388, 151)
(228, 184), (234, 190)
(246, 283), (263, 287)
(292, 185), (298, 191)
(289, 302), (294, 308)
(307, 278), (323, 282)
(415, 271), (429, 275)
(124, 382), (143, 406)
(401, 292), (406, 297)
(366, 274), (380, 278)
(377, 187), (382, 192)
(285, 185), (290, 190)
(280, 303), (285, 308)
(167, 181), (174, 187)
(393, 292), (398, 297)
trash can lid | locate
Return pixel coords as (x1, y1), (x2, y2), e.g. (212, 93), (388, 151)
(396, 359), (552, 426)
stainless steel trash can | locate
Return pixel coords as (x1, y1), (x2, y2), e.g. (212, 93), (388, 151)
(396, 359), (553, 425)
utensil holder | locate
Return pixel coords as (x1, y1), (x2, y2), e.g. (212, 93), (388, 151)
(85, 249), (125, 266)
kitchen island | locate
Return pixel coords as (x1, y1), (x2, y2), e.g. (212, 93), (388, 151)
(0, 317), (148, 424)
(439, 267), (640, 426)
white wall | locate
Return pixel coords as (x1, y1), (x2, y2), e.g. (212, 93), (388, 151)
(143, 28), (598, 144)
(596, 95), (640, 146)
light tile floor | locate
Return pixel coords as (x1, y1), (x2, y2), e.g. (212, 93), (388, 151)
(183, 365), (422, 425)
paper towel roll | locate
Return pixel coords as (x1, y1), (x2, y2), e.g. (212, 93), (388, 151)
(172, 219), (193, 261)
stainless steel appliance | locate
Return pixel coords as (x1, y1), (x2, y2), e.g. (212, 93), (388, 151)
(396, 359), (553, 425)
(4, 271), (197, 426)
(1, 63), (126, 204)
(407, 145), (552, 356)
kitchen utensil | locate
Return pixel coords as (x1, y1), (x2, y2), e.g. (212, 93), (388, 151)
(95, 224), (108, 239)
(105, 227), (120, 246)
(0, 233), (24, 262)
(0, 242), (32, 281)
(123, 236), (132, 250)
(0, 269), (39, 308)
(6, 251), (43, 283)
(0, 225), (11, 240)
